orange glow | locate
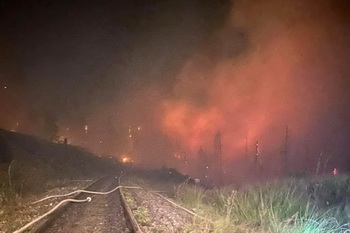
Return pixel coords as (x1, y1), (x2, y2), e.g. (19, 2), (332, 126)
(162, 102), (223, 152)
(160, 0), (346, 162)
(121, 155), (132, 163)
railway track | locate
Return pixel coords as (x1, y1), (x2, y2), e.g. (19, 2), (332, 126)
(15, 176), (198, 233)
(120, 179), (196, 233)
(26, 176), (140, 233)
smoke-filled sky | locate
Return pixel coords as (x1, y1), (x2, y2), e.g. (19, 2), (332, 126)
(1, 0), (350, 176)
(162, 0), (350, 168)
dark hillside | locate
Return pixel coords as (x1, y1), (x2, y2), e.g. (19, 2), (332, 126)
(0, 129), (120, 194)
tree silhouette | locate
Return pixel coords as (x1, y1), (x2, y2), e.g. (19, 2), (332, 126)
(42, 113), (58, 141)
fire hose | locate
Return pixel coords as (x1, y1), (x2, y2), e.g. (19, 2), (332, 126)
(13, 181), (209, 233)
(13, 197), (91, 233)
(13, 184), (141, 233)
(32, 185), (141, 204)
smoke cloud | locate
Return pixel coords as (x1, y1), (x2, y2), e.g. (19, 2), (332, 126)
(1, 0), (350, 181)
(160, 0), (350, 178)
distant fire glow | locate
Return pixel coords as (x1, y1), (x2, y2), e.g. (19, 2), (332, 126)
(161, 0), (350, 161)
(121, 155), (132, 164)
(1, 0), (349, 180)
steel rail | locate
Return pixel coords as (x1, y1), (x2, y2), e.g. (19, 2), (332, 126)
(28, 176), (138, 233)
(117, 176), (143, 233)
(29, 177), (103, 233)
(122, 182), (213, 224)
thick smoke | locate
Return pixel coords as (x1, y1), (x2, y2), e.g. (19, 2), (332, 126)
(1, 0), (350, 182)
(160, 0), (350, 180)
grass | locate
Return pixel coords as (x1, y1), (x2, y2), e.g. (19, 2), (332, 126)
(0, 129), (123, 232)
(0, 178), (91, 232)
(134, 206), (152, 226)
(174, 176), (350, 233)
(0, 128), (122, 197)
(124, 190), (152, 226)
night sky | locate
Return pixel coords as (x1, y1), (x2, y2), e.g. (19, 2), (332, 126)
(1, 0), (350, 182)
(1, 0), (228, 121)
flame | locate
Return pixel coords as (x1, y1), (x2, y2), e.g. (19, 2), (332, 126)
(121, 155), (132, 163)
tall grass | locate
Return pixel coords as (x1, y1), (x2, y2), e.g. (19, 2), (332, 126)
(176, 177), (350, 233)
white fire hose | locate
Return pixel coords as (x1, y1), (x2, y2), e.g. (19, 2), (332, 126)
(13, 184), (141, 233)
(13, 197), (91, 233)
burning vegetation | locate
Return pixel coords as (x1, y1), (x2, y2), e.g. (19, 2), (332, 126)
(1, 0), (350, 232)
(159, 0), (350, 184)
